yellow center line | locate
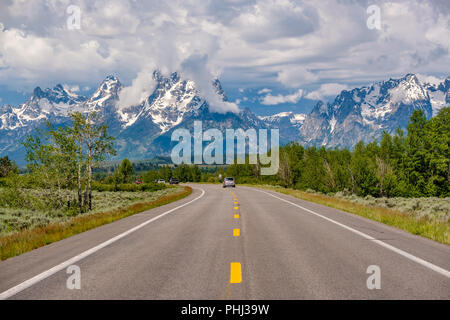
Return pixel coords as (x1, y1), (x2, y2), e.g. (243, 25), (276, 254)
(230, 262), (242, 283)
(234, 214), (239, 219)
(234, 206), (239, 210)
(233, 228), (240, 236)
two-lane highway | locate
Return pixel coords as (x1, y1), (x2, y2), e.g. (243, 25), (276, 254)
(0, 184), (449, 299)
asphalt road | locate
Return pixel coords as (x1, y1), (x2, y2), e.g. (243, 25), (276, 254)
(0, 184), (449, 299)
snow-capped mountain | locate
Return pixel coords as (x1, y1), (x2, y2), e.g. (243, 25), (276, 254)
(115, 71), (268, 160)
(0, 72), (448, 165)
(0, 84), (86, 131)
(298, 74), (449, 148)
(0, 71), (268, 164)
(0, 84), (89, 163)
(259, 111), (306, 140)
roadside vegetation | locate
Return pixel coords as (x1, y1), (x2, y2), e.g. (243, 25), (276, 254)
(137, 109), (449, 198)
(0, 112), (193, 260)
(0, 108), (448, 259)
(0, 186), (191, 260)
(250, 185), (449, 245)
(131, 109), (450, 243)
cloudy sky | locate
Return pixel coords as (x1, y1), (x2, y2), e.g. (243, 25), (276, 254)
(0, 0), (449, 115)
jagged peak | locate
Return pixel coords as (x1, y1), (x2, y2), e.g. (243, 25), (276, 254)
(53, 84), (65, 91)
(91, 75), (122, 99)
(104, 74), (120, 82)
(311, 100), (328, 114)
(96, 75), (121, 91)
(31, 86), (44, 99)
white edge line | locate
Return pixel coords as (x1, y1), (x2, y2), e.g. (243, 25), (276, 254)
(0, 188), (206, 300)
(252, 188), (450, 279)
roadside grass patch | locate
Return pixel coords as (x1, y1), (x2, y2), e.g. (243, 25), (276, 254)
(248, 185), (449, 245)
(0, 186), (192, 261)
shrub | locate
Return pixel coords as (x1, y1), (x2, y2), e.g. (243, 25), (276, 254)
(91, 181), (166, 192)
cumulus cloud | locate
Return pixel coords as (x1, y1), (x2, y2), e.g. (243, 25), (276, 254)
(261, 89), (303, 105)
(117, 69), (157, 109)
(0, 0), (448, 107)
(416, 74), (445, 86)
(63, 84), (80, 92)
(277, 66), (319, 88)
(181, 54), (239, 113)
(257, 88), (272, 94)
(305, 83), (349, 101)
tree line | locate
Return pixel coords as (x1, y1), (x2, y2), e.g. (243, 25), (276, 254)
(136, 108), (449, 198)
(1, 108), (448, 200)
(273, 108), (449, 197)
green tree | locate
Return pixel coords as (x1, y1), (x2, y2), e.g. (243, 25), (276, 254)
(423, 108), (449, 196)
(351, 141), (379, 196)
(24, 124), (78, 208)
(118, 158), (134, 183)
(71, 112), (116, 211)
(405, 109), (428, 196)
(191, 165), (202, 182)
(24, 113), (116, 212)
(0, 156), (18, 178)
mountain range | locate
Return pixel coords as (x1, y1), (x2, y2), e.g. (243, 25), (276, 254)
(0, 71), (448, 166)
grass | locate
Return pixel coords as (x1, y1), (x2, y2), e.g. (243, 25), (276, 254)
(0, 187), (180, 235)
(0, 186), (192, 261)
(246, 184), (449, 245)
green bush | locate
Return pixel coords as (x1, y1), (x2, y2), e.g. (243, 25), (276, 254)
(91, 181), (166, 192)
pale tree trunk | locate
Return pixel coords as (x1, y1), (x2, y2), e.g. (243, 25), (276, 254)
(85, 120), (93, 211)
(77, 162), (82, 212)
(324, 159), (335, 191)
(88, 163), (92, 211)
(376, 157), (388, 197)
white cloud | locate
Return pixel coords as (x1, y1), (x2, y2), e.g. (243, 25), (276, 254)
(257, 88), (271, 94)
(0, 0), (448, 103)
(416, 74), (445, 86)
(261, 88), (303, 105)
(277, 66), (319, 88)
(63, 84), (80, 92)
(117, 69), (157, 109)
(305, 83), (349, 100)
(180, 54), (239, 113)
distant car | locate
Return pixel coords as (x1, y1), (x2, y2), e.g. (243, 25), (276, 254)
(135, 179), (142, 185)
(223, 177), (236, 188)
(156, 179), (165, 184)
(169, 178), (179, 184)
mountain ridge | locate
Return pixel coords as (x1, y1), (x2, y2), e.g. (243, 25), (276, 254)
(0, 72), (448, 165)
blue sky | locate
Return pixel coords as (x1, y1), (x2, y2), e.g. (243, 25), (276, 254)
(0, 0), (449, 115)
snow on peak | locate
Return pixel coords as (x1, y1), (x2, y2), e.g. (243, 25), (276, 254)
(85, 75), (122, 111)
(259, 111), (306, 126)
(144, 74), (205, 132)
(389, 74), (427, 104)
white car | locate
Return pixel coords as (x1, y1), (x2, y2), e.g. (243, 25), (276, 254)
(223, 177), (236, 188)
(156, 179), (165, 184)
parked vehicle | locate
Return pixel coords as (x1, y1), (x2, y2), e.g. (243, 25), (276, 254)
(223, 177), (236, 188)
(156, 179), (165, 184)
(169, 178), (179, 184)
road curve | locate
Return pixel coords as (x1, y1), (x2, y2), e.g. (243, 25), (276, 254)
(0, 184), (449, 299)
